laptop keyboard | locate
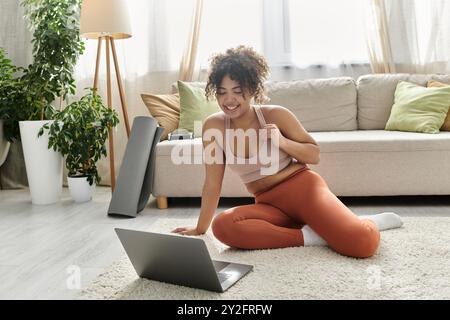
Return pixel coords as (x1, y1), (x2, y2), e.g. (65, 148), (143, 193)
(217, 272), (232, 282)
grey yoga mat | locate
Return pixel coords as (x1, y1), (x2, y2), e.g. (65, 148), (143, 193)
(108, 116), (164, 217)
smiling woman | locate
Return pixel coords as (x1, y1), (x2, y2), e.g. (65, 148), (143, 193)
(172, 45), (403, 258)
(205, 46), (269, 107)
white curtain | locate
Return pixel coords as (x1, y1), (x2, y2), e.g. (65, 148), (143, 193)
(262, 0), (292, 67)
(194, 0), (264, 81)
(179, 0), (204, 81)
(365, 0), (396, 73)
(287, 0), (371, 79)
(366, 0), (450, 74)
(0, 0), (33, 68)
(386, 0), (450, 73)
(194, 0), (372, 81)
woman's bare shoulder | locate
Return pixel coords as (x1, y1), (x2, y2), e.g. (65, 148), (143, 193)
(259, 104), (290, 122)
(203, 111), (226, 132)
(202, 112), (226, 150)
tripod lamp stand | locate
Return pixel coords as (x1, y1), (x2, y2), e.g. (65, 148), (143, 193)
(80, 0), (132, 191)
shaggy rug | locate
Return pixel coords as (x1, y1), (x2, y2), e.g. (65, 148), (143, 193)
(79, 217), (450, 300)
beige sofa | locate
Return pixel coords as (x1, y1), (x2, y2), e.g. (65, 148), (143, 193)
(152, 74), (450, 208)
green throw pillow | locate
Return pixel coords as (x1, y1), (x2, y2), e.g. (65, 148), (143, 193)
(385, 81), (450, 134)
(177, 80), (221, 137)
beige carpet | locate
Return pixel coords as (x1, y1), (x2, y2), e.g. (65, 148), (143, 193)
(80, 217), (450, 300)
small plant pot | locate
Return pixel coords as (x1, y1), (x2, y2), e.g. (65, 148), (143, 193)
(67, 176), (96, 203)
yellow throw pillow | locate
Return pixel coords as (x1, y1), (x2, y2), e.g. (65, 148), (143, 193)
(427, 80), (450, 131)
(140, 93), (180, 140)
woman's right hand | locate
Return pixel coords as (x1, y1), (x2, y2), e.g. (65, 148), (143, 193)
(171, 226), (204, 236)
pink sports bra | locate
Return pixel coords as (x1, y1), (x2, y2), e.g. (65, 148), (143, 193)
(222, 105), (301, 183)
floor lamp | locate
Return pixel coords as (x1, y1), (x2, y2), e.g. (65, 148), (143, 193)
(80, 0), (132, 192)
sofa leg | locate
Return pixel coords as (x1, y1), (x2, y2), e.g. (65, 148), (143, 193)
(156, 196), (168, 209)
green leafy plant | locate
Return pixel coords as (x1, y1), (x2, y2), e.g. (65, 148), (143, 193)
(0, 48), (17, 84)
(39, 89), (119, 185)
(23, 0), (85, 114)
(0, 47), (40, 142)
(0, 0), (84, 142)
(0, 48), (27, 142)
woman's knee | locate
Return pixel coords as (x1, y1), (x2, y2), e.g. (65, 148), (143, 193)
(350, 226), (380, 258)
(211, 211), (234, 244)
(334, 225), (380, 258)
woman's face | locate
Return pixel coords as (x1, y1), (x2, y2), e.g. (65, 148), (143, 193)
(216, 74), (252, 118)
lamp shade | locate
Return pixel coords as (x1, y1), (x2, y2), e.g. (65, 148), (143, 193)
(80, 0), (132, 39)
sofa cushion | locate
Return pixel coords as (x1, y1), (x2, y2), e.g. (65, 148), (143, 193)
(428, 80), (450, 131)
(153, 130), (450, 197)
(172, 77), (358, 132)
(171, 81), (205, 94)
(264, 77), (357, 132)
(177, 81), (221, 137)
(310, 130), (450, 196)
(310, 130), (450, 153)
(156, 129), (450, 158)
(140, 93), (180, 141)
(357, 73), (450, 130)
(385, 81), (450, 134)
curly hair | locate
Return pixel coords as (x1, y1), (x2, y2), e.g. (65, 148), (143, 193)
(205, 45), (270, 104)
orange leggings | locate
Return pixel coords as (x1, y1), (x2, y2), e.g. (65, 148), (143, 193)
(211, 167), (380, 258)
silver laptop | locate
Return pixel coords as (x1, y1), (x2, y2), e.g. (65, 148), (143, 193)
(115, 228), (253, 292)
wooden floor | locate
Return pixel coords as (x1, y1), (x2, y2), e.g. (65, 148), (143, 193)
(0, 187), (449, 299)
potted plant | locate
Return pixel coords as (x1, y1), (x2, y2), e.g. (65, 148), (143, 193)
(0, 47), (32, 187)
(0, 47), (25, 139)
(0, 0), (85, 204)
(0, 47), (15, 166)
(39, 89), (119, 202)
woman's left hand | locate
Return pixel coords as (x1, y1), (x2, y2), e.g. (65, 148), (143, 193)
(171, 226), (202, 236)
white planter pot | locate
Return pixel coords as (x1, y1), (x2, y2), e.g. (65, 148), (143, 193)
(67, 176), (95, 203)
(19, 120), (63, 205)
(0, 120), (11, 166)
